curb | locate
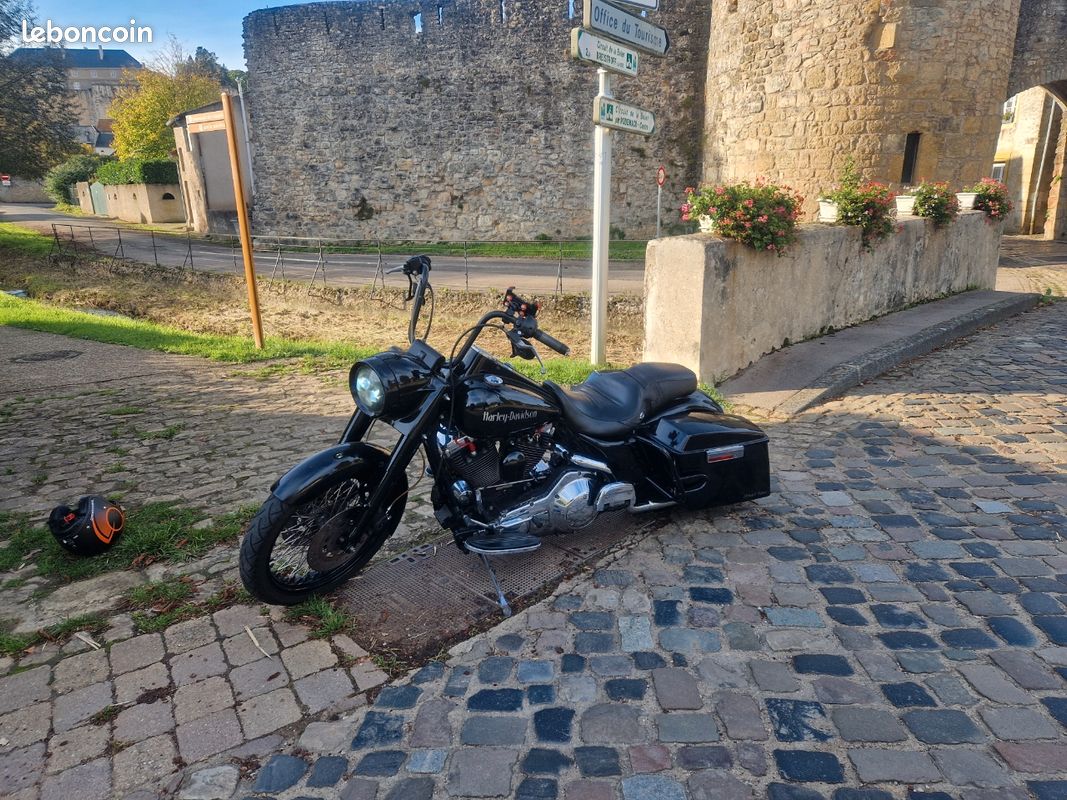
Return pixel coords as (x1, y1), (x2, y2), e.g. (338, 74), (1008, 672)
(771, 292), (1044, 416)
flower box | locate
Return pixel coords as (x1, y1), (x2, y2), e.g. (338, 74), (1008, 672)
(956, 192), (978, 211)
(698, 215), (716, 234)
(817, 199), (839, 223)
(895, 195), (917, 216)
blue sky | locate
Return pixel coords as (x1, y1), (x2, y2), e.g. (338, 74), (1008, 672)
(21, 0), (294, 68)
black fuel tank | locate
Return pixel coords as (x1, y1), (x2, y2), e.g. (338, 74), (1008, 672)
(459, 376), (558, 437)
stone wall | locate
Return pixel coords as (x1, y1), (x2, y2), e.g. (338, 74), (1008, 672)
(102, 184), (186, 224)
(1009, 0), (1067, 97)
(644, 212), (1002, 383)
(243, 0), (709, 241)
(702, 0), (1023, 215)
(993, 87), (1064, 234)
(0, 177), (50, 204)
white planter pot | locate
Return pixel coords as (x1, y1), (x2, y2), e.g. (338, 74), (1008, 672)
(895, 195), (917, 215)
(956, 192), (978, 210)
(698, 215), (715, 234)
(817, 199), (839, 223)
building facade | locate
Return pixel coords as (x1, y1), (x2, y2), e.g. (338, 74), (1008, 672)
(10, 47), (142, 154)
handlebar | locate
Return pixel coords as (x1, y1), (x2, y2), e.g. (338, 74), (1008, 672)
(532, 328), (570, 356)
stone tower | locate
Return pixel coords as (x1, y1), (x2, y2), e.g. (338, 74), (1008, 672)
(702, 0), (1026, 210)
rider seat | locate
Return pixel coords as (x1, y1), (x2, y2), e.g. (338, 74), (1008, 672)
(543, 363), (698, 438)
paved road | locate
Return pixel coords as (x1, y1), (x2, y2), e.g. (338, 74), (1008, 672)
(0, 202), (646, 295)
(2, 301), (1064, 798)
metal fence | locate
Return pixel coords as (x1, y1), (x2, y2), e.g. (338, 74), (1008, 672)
(47, 223), (648, 295)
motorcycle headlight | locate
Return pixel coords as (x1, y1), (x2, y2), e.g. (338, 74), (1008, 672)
(349, 353), (433, 419)
(352, 365), (385, 416)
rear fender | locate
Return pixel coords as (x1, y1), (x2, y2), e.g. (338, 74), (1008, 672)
(270, 442), (391, 506)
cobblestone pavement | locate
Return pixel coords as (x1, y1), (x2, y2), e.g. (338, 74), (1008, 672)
(997, 237), (1067, 296)
(1, 301), (1065, 799)
(0, 333), (436, 632)
(135, 301), (1062, 800)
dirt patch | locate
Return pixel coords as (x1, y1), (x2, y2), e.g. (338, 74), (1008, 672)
(0, 251), (646, 365)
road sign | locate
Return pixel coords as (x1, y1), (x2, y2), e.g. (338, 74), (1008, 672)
(594, 96), (656, 136)
(570, 28), (640, 77)
(614, 0), (659, 9)
(0, 174), (10, 187)
(583, 0), (669, 56)
(656, 165), (666, 186)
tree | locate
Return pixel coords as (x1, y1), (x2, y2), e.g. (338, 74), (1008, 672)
(109, 67), (220, 160)
(0, 0), (79, 178)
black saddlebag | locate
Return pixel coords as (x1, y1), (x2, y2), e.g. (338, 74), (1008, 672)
(648, 409), (770, 509)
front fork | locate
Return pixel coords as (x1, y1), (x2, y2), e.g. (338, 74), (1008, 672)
(337, 390), (447, 531)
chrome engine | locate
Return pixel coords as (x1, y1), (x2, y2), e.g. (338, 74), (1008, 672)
(493, 469), (636, 535)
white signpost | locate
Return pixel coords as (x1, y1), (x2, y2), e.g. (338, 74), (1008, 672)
(593, 96), (656, 135)
(575, 0), (669, 364)
(583, 0), (669, 56)
(570, 28), (640, 77)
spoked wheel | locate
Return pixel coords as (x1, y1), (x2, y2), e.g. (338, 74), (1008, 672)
(239, 467), (407, 605)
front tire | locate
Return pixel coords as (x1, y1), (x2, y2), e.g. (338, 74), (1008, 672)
(239, 468), (407, 605)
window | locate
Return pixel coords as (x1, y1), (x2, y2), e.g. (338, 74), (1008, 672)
(1002, 96), (1017, 123)
(901, 131), (921, 185)
(90, 70), (98, 78)
(991, 162), (1006, 182)
(161, 192), (175, 200)
(72, 81), (80, 89)
(412, 11), (423, 32)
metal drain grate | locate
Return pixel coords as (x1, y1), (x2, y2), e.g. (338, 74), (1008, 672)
(10, 349), (84, 363)
(337, 511), (655, 653)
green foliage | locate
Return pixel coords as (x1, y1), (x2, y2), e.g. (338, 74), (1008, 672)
(285, 596), (354, 639)
(0, 503), (255, 582)
(43, 154), (113, 204)
(0, 11), (80, 179)
(682, 180), (804, 255)
(124, 578), (194, 609)
(0, 222), (53, 256)
(912, 181), (959, 228)
(824, 160), (897, 250)
(967, 178), (1013, 222)
(95, 159), (179, 186)
(110, 68), (221, 160)
(0, 613), (108, 658)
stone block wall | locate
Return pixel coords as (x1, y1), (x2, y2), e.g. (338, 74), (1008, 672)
(644, 212), (1002, 383)
(103, 184), (186, 224)
(702, 0), (1023, 215)
(243, 0), (709, 241)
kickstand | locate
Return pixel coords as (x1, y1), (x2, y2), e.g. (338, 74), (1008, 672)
(480, 554), (512, 617)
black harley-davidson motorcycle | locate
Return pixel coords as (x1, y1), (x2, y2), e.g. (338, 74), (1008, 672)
(239, 255), (770, 614)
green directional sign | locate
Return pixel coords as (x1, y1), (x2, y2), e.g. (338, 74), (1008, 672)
(593, 96), (656, 136)
(571, 28), (640, 77)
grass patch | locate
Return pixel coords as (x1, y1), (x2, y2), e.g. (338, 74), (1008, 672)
(284, 596), (354, 639)
(129, 580), (253, 633)
(0, 504), (257, 583)
(0, 222), (53, 257)
(52, 202), (86, 218)
(135, 423), (185, 441)
(235, 238), (649, 262)
(0, 293), (615, 387)
(124, 578), (195, 610)
(0, 612), (109, 658)
(106, 406), (144, 416)
(90, 704), (124, 725)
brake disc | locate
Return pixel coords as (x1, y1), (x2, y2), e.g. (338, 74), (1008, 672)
(305, 506), (366, 571)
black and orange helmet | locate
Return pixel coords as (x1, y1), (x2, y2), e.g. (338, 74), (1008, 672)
(47, 495), (125, 556)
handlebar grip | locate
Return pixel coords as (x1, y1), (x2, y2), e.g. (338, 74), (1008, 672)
(533, 328), (570, 356)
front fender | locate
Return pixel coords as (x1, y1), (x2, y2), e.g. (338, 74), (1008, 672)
(270, 442), (391, 505)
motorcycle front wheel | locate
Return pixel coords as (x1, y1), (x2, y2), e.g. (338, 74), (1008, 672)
(239, 467), (408, 605)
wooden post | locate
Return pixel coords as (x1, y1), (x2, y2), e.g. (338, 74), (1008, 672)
(221, 91), (264, 349)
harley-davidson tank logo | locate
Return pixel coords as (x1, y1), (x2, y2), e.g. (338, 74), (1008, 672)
(482, 409), (538, 424)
